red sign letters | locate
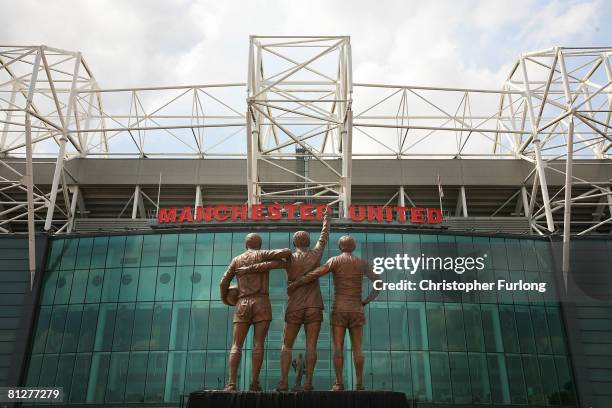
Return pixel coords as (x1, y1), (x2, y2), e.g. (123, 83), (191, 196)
(157, 204), (443, 225)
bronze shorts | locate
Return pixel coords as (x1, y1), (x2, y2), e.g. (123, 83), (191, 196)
(330, 310), (365, 328)
(285, 307), (323, 324)
(233, 296), (272, 323)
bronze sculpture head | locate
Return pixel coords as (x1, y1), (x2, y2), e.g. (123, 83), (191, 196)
(338, 235), (356, 253)
(292, 230), (310, 248)
(245, 233), (262, 250)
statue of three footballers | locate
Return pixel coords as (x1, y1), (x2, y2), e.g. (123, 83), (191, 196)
(219, 207), (379, 392)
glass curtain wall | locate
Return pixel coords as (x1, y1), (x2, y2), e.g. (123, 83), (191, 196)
(25, 231), (577, 406)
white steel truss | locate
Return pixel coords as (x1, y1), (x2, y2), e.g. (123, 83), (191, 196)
(246, 36), (353, 216)
(1, 40), (612, 287)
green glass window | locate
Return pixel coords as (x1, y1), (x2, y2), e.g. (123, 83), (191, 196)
(124, 352), (148, 402)
(192, 266), (212, 300)
(426, 303), (447, 351)
(430, 352), (452, 403)
(445, 303), (466, 351)
(75, 237), (93, 269)
(106, 236), (126, 268)
(112, 303), (135, 351)
(78, 304), (99, 352)
(449, 353), (471, 403)
(69, 354), (91, 403)
(468, 353), (491, 403)
(105, 352), (129, 402)
(61, 304), (83, 353)
(91, 237), (109, 268)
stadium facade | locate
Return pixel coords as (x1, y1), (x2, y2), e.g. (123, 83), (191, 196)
(0, 37), (612, 407)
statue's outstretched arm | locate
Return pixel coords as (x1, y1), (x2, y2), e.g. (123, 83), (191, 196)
(361, 261), (380, 305)
(287, 261), (331, 294)
(313, 206), (331, 254)
(236, 259), (286, 276)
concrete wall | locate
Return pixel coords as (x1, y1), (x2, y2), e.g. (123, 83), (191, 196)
(2, 158), (610, 186)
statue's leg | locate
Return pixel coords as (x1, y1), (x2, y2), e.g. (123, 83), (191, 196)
(331, 324), (346, 390)
(251, 320), (271, 390)
(278, 322), (301, 391)
(227, 322), (250, 391)
(348, 324), (365, 390)
(303, 319), (321, 390)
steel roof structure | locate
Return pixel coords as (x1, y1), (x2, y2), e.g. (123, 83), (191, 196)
(1, 36), (612, 285)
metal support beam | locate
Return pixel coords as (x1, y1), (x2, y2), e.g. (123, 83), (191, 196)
(195, 185), (203, 211)
(132, 185), (145, 219)
(398, 186), (405, 207)
(67, 185), (79, 233)
(246, 110), (257, 209)
(24, 48), (42, 289)
(341, 109), (353, 218)
(533, 139), (555, 232)
(455, 186), (468, 217)
(521, 186), (530, 217)
(44, 52), (82, 231)
(562, 118), (574, 288)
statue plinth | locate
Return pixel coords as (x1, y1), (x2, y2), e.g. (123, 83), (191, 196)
(186, 390), (414, 408)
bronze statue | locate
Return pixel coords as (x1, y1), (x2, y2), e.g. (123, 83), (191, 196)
(219, 233), (291, 391)
(291, 353), (306, 391)
(287, 235), (379, 391)
(236, 208), (331, 391)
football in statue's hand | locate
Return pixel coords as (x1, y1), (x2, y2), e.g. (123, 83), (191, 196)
(226, 285), (239, 306)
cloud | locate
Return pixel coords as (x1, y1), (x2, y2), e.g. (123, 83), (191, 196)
(0, 0), (606, 157)
(1, 0), (604, 88)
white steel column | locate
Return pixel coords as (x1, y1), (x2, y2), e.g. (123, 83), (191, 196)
(246, 36), (351, 214)
(521, 186), (530, 217)
(24, 49), (43, 289)
(132, 185), (145, 219)
(533, 139), (555, 232)
(67, 186), (79, 233)
(195, 185), (203, 211)
(341, 110), (353, 218)
(44, 52), (82, 231)
(456, 186), (468, 217)
(398, 186), (405, 207)
(246, 110), (258, 208)
(0, 83), (17, 149)
(562, 118), (574, 287)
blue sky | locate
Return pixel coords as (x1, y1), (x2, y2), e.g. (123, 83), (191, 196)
(2, 0), (610, 90)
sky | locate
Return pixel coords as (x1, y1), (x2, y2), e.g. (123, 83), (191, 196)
(2, 0), (610, 90)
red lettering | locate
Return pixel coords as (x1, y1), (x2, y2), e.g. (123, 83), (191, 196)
(300, 204), (315, 220)
(158, 207), (177, 224)
(231, 205), (248, 221)
(283, 204), (297, 220)
(367, 205), (384, 222)
(397, 206), (408, 222)
(267, 204), (282, 220)
(195, 206), (213, 222)
(251, 204), (265, 220)
(385, 206), (393, 222)
(178, 207), (193, 223)
(410, 207), (425, 223)
(213, 205), (229, 221)
(427, 208), (443, 224)
(349, 205), (365, 221)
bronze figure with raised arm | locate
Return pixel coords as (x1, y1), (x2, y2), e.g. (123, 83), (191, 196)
(236, 207), (331, 391)
(287, 235), (379, 391)
(219, 233), (291, 391)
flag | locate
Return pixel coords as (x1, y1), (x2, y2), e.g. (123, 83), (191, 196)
(437, 174), (444, 198)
